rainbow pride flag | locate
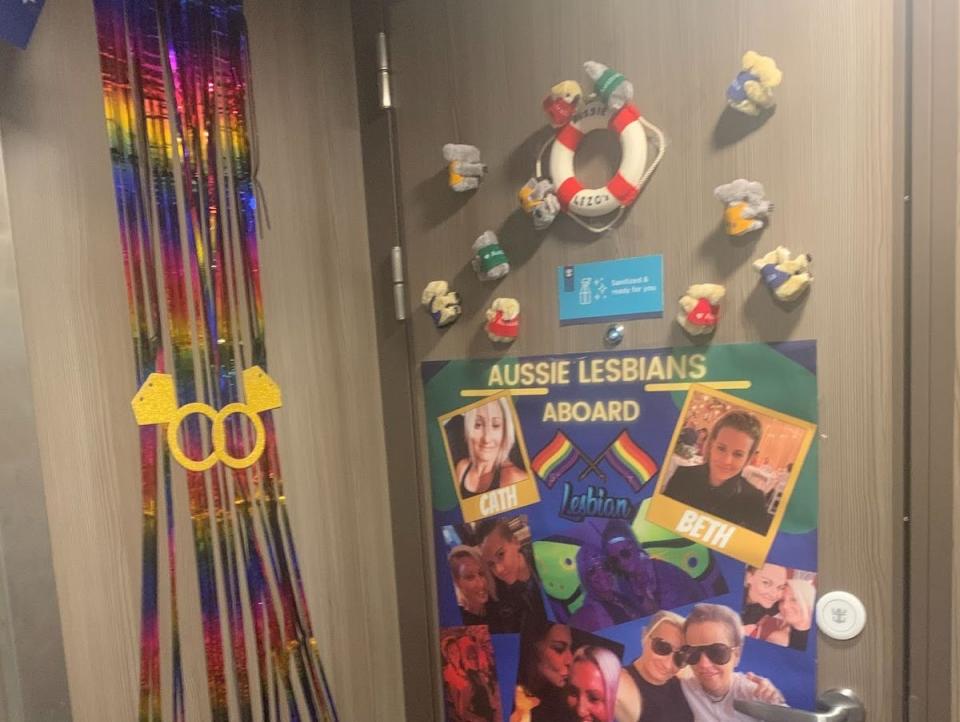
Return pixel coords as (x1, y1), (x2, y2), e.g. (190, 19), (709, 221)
(532, 431), (581, 488)
(604, 430), (658, 491)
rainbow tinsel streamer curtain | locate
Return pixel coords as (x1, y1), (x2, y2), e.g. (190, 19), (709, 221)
(92, 1), (339, 720)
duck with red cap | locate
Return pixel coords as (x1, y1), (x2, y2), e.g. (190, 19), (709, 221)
(485, 298), (520, 343)
(677, 284), (726, 336)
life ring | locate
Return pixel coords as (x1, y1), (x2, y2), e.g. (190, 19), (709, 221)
(549, 100), (648, 218)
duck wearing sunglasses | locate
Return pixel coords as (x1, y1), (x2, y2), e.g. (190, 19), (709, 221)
(615, 611), (694, 722)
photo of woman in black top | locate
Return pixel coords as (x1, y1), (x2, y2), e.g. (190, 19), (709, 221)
(449, 397), (527, 499)
(442, 516), (546, 634)
(616, 611), (694, 722)
(663, 410), (772, 535)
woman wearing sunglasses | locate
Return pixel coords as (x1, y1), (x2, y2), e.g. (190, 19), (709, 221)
(601, 520), (702, 616)
(566, 646), (622, 722)
(569, 543), (640, 632)
(615, 610), (694, 722)
(679, 604), (785, 721)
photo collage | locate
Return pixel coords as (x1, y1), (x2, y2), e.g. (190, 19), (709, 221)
(426, 343), (820, 721)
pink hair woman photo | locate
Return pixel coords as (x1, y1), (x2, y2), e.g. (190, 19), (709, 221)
(566, 646), (621, 722)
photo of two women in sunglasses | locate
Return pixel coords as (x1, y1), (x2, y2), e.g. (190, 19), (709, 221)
(509, 602), (784, 722)
(615, 603), (784, 722)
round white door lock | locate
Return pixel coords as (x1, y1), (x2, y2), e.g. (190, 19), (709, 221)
(816, 591), (867, 641)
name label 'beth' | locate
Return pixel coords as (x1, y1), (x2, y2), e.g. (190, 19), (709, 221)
(675, 509), (736, 549)
(479, 485), (519, 517)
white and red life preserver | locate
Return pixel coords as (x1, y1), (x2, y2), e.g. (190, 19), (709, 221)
(549, 99), (648, 218)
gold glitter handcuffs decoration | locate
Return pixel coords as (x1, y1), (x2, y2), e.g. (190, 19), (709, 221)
(132, 366), (282, 472)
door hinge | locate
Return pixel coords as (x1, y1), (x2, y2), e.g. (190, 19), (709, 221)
(391, 245), (406, 321)
(376, 32), (393, 109)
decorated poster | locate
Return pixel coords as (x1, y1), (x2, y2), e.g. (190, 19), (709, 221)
(424, 341), (818, 721)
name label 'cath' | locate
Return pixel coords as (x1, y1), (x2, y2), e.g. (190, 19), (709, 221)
(478, 485), (519, 517)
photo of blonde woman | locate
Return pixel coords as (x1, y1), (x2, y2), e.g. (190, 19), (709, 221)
(439, 391), (540, 523)
(615, 611), (693, 722)
(566, 646), (621, 722)
(741, 564), (817, 651)
(453, 396), (527, 498)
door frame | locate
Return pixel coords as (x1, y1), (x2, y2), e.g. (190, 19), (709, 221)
(349, 2), (441, 721)
(907, 0), (959, 718)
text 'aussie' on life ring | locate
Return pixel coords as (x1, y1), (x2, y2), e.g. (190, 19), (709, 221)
(549, 99), (648, 219)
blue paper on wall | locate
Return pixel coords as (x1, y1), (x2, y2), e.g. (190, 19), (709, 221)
(557, 254), (663, 325)
(0, 0), (45, 49)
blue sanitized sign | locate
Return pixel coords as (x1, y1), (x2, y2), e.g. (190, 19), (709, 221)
(0, 0), (45, 49)
(557, 254), (663, 325)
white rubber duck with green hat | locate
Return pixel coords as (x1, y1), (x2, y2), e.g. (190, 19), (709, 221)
(471, 231), (510, 281)
(584, 60), (634, 110)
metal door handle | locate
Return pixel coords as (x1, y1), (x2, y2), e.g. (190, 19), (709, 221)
(734, 688), (864, 722)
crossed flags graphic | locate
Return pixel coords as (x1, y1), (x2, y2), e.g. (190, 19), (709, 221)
(531, 429), (659, 492)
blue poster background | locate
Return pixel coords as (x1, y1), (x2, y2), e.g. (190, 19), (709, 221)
(0, 0), (45, 49)
(424, 341), (818, 719)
